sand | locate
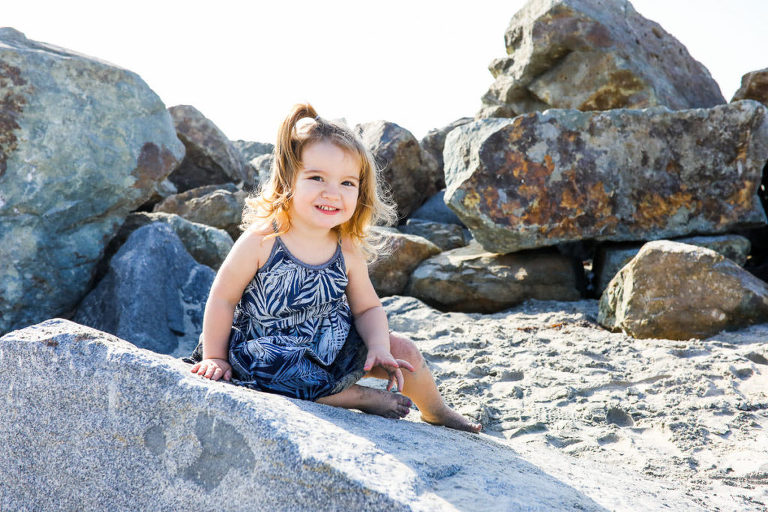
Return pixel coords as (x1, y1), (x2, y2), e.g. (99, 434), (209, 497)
(373, 296), (768, 511)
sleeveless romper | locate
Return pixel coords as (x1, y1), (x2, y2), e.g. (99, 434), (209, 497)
(183, 235), (368, 401)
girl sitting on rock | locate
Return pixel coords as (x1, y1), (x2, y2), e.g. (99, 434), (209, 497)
(184, 103), (481, 433)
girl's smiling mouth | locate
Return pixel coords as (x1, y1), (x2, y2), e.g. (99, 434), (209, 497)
(316, 205), (340, 214)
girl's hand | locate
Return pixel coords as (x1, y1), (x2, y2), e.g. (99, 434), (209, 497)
(190, 358), (232, 382)
(364, 348), (415, 392)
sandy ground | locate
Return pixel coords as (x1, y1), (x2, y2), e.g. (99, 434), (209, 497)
(373, 296), (768, 511)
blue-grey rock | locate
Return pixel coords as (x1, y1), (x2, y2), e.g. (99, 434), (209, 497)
(368, 228), (441, 296)
(479, 0), (725, 118)
(232, 139), (274, 162)
(74, 223), (214, 355)
(153, 183), (246, 240)
(409, 190), (464, 226)
(112, 212), (233, 270)
(445, 102), (768, 254)
(399, 219), (469, 251)
(420, 117), (473, 184)
(0, 318), (606, 511)
(0, 28), (185, 335)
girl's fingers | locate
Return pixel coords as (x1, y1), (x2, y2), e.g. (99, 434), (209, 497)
(395, 359), (415, 372)
(395, 368), (405, 392)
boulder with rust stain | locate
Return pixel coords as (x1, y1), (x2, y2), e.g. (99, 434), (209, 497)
(444, 101), (768, 254)
(732, 68), (768, 106)
(598, 240), (768, 340)
(356, 120), (440, 220)
(0, 28), (184, 335)
(405, 241), (583, 313)
(478, 0), (724, 119)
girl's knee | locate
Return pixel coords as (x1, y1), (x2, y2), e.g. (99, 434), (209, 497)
(389, 332), (424, 368)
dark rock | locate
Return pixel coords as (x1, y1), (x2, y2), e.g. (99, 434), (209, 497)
(75, 223), (214, 355)
(167, 105), (249, 192)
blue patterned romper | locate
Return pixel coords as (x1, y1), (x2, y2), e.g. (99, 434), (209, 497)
(183, 235), (368, 401)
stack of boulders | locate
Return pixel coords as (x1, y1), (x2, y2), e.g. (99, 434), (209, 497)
(2, 0), (768, 357)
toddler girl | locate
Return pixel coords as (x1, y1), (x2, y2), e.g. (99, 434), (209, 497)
(185, 103), (481, 433)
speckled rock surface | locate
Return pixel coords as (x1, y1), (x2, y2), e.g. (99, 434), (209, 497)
(0, 318), (608, 512)
(405, 241), (583, 313)
(368, 228), (441, 297)
(153, 183), (246, 240)
(74, 224), (214, 355)
(419, 117), (473, 179)
(478, 0), (724, 118)
(0, 28), (185, 335)
(594, 234), (752, 294)
(356, 120), (440, 220)
(444, 102), (768, 254)
(598, 240), (768, 340)
(167, 105), (249, 192)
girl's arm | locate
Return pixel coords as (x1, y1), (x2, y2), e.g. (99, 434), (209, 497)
(343, 239), (414, 391)
(193, 228), (272, 380)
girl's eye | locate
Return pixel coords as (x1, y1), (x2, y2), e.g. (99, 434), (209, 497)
(342, 181), (357, 187)
(309, 176), (323, 182)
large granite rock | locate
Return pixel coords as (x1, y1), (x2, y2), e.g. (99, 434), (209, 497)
(405, 241), (583, 313)
(0, 28), (185, 335)
(368, 228), (441, 296)
(0, 319), (606, 511)
(231, 139), (274, 162)
(167, 105), (250, 192)
(478, 0), (725, 118)
(356, 121), (440, 220)
(732, 68), (768, 105)
(444, 101), (768, 254)
(154, 183), (246, 240)
(74, 223), (214, 356)
(593, 234), (751, 294)
(598, 240), (768, 340)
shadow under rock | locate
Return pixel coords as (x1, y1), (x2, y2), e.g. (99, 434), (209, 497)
(301, 398), (609, 512)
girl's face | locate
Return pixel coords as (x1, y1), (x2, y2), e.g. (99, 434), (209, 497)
(288, 141), (361, 233)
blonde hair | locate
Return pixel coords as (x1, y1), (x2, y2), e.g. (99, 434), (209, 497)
(241, 103), (397, 262)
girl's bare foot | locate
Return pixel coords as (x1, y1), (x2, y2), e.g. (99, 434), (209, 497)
(356, 387), (413, 419)
(421, 406), (482, 433)
(317, 384), (412, 419)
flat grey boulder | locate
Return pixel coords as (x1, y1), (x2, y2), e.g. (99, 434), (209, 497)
(444, 102), (768, 254)
(167, 105), (250, 192)
(0, 28), (185, 335)
(405, 241), (583, 313)
(399, 219), (469, 251)
(478, 0), (724, 118)
(593, 234), (751, 294)
(598, 240), (768, 340)
(74, 223), (214, 356)
(0, 319), (605, 511)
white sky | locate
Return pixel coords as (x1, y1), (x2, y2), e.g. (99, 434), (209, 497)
(6, 1), (768, 144)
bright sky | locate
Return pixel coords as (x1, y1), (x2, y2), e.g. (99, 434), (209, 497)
(6, 1), (768, 144)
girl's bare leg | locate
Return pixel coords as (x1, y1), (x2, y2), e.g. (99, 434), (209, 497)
(316, 384), (412, 419)
(365, 332), (482, 433)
